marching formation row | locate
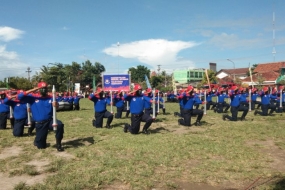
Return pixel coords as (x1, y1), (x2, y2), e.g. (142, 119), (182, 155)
(0, 82), (284, 151)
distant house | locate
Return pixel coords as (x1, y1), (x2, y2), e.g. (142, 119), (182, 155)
(242, 61), (285, 86)
(216, 68), (249, 80)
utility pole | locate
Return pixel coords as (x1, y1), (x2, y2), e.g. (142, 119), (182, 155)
(157, 65), (161, 75)
(26, 67), (32, 81)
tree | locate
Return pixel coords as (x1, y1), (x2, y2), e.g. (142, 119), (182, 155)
(200, 69), (217, 85)
(5, 77), (33, 90)
(81, 60), (105, 90)
(256, 73), (265, 88)
(128, 65), (150, 83)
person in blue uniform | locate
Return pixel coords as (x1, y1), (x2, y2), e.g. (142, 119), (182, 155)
(178, 85), (204, 126)
(250, 88), (260, 110)
(89, 88), (113, 128)
(123, 84), (153, 134)
(17, 82), (65, 151)
(223, 85), (249, 121)
(4, 94), (35, 137)
(113, 90), (130, 118)
(254, 86), (277, 116)
(206, 89), (217, 110)
(73, 92), (83, 111)
(0, 91), (14, 129)
(214, 88), (230, 113)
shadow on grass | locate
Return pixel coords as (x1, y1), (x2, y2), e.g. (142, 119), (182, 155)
(149, 127), (170, 133)
(62, 136), (95, 149)
(273, 177), (285, 190)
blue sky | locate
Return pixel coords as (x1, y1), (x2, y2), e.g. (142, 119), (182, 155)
(1, 0), (285, 80)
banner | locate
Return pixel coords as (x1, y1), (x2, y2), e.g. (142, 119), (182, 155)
(74, 83), (80, 94)
(145, 74), (152, 89)
(103, 74), (130, 91)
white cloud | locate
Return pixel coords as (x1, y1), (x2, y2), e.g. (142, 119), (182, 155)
(209, 33), (268, 49)
(0, 45), (29, 80)
(0, 26), (24, 42)
(103, 39), (199, 69)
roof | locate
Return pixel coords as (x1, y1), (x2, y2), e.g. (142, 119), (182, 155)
(253, 61), (285, 73)
(242, 71), (279, 82)
(216, 68), (249, 75)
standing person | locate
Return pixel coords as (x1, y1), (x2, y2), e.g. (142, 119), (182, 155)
(178, 86), (204, 126)
(0, 91), (14, 129)
(123, 84), (153, 134)
(254, 86), (277, 116)
(17, 82), (65, 151)
(89, 88), (113, 128)
(223, 86), (249, 121)
(4, 93), (35, 137)
(67, 93), (74, 110)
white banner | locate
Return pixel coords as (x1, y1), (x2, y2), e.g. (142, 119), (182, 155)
(74, 83), (80, 94)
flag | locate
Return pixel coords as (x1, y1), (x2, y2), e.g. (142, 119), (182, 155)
(145, 75), (152, 89)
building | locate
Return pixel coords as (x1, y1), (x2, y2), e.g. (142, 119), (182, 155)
(216, 68), (249, 80)
(242, 61), (285, 86)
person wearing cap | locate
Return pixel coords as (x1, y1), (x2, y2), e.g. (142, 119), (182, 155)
(0, 91), (14, 129)
(205, 89), (217, 110)
(144, 88), (154, 117)
(214, 88), (230, 113)
(89, 88), (113, 128)
(4, 92), (36, 137)
(223, 85), (249, 121)
(113, 90), (130, 118)
(250, 88), (260, 110)
(17, 82), (65, 151)
(254, 86), (277, 116)
(154, 89), (166, 115)
(73, 92), (84, 111)
(123, 84), (153, 134)
(177, 85), (203, 126)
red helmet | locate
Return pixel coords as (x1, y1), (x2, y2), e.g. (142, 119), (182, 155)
(38, 82), (47, 88)
(134, 84), (142, 91)
(96, 87), (103, 93)
(279, 86), (284, 90)
(186, 85), (194, 92)
(219, 87), (225, 92)
(0, 91), (4, 95)
(252, 88), (258, 92)
(231, 86), (238, 91)
(263, 86), (269, 92)
(145, 88), (152, 94)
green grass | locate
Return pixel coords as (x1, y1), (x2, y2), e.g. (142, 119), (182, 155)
(1, 98), (285, 190)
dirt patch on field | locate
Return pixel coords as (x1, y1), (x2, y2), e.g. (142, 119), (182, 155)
(0, 146), (23, 159)
(246, 140), (285, 172)
(0, 172), (51, 190)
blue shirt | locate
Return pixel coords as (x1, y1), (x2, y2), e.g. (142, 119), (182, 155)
(89, 94), (111, 112)
(124, 94), (151, 114)
(4, 98), (28, 120)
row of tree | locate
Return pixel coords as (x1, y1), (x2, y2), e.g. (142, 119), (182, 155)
(0, 61), (174, 92)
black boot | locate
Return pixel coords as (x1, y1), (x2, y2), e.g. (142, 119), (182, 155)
(126, 111), (130, 118)
(56, 139), (64, 152)
(124, 124), (129, 133)
(106, 124), (112, 129)
(28, 127), (33, 136)
(195, 120), (201, 126)
(142, 127), (150, 135)
(163, 108), (166, 114)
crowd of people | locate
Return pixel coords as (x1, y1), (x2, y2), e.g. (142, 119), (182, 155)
(1, 81), (284, 151)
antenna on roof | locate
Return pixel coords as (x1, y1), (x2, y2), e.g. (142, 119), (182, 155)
(272, 6), (276, 62)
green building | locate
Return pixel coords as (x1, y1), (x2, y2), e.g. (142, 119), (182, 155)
(172, 69), (205, 91)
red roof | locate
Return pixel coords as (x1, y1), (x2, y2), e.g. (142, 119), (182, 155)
(242, 71), (279, 82)
(253, 61), (285, 73)
(217, 68), (249, 75)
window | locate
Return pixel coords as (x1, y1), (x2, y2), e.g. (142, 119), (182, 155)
(190, 72), (194, 77)
(195, 72), (198, 78)
(199, 72), (202, 78)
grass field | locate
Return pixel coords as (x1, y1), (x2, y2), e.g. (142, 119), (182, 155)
(1, 98), (285, 190)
